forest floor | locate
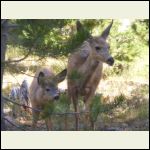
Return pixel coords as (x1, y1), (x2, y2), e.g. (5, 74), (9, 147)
(2, 53), (149, 131)
(3, 76), (149, 131)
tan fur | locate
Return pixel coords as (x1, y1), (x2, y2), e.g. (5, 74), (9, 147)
(30, 67), (67, 130)
(30, 68), (54, 105)
(29, 68), (55, 130)
(67, 21), (114, 130)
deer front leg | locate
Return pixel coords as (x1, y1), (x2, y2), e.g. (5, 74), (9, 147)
(45, 116), (53, 130)
(64, 93), (72, 131)
(84, 100), (95, 130)
(64, 114), (68, 131)
(73, 96), (79, 131)
(69, 86), (79, 131)
(32, 110), (40, 130)
(83, 89), (95, 130)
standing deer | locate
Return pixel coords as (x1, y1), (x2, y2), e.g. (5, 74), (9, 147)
(29, 68), (67, 130)
(67, 20), (114, 130)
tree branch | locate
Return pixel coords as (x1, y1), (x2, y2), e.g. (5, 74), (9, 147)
(3, 117), (25, 131)
(19, 71), (37, 78)
(3, 37), (40, 64)
(4, 48), (32, 64)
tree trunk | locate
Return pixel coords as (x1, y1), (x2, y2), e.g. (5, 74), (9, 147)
(1, 19), (8, 130)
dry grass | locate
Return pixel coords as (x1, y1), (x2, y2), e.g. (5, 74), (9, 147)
(2, 56), (149, 131)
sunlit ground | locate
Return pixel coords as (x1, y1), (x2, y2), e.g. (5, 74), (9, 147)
(2, 49), (149, 131)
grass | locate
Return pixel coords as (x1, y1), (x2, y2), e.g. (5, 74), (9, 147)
(2, 45), (149, 131)
(103, 46), (149, 83)
(3, 88), (149, 130)
(6, 45), (25, 60)
(137, 101), (149, 119)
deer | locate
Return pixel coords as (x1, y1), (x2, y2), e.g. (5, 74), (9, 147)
(29, 68), (67, 130)
(67, 20), (114, 130)
(9, 79), (30, 118)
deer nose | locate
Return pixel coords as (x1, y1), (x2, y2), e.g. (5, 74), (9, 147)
(54, 95), (59, 100)
(107, 57), (114, 66)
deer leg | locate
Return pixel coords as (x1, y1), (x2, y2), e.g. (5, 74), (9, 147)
(71, 89), (80, 131)
(73, 98), (79, 130)
(84, 99), (95, 130)
(45, 116), (53, 131)
(90, 120), (95, 130)
(64, 94), (71, 131)
(32, 110), (40, 130)
(83, 100), (90, 130)
(64, 114), (68, 131)
(84, 102), (95, 130)
(83, 89), (95, 130)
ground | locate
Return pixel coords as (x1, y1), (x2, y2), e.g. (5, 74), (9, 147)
(3, 69), (149, 131)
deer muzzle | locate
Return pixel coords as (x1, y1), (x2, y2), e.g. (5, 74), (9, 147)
(106, 57), (114, 66)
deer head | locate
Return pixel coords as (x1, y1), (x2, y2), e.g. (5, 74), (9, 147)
(37, 69), (67, 100)
(88, 20), (114, 66)
(78, 20), (114, 66)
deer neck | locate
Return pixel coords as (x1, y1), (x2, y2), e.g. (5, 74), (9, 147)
(78, 53), (100, 91)
(78, 54), (99, 83)
(79, 52), (99, 74)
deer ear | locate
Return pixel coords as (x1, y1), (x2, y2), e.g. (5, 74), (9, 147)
(37, 72), (45, 85)
(101, 20), (113, 40)
(54, 69), (67, 83)
(76, 20), (84, 32)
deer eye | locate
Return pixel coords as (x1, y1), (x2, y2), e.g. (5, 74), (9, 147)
(95, 46), (101, 51)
